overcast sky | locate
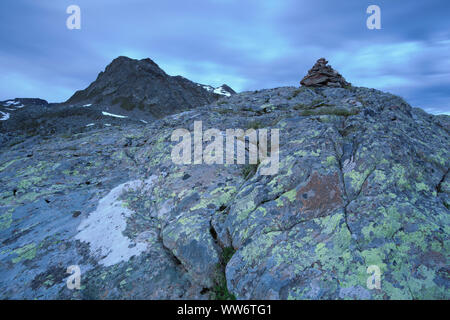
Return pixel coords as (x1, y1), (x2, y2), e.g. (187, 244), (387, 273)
(0, 0), (449, 114)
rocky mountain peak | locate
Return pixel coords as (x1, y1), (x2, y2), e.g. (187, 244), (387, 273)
(100, 56), (167, 79)
(300, 58), (351, 88)
(199, 83), (237, 97)
(216, 84), (236, 96)
(66, 56), (234, 119)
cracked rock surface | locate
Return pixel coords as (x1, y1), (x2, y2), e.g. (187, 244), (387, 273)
(0, 85), (449, 299)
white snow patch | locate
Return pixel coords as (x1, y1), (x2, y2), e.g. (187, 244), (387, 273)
(140, 119), (148, 124)
(196, 83), (216, 92)
(214, 86), (231, 97)
(86, 123), (95, 127)
(83, 103), (92, 107)
(15, 104), (25, 109)
(102, 111), (128, 119)
(0, 111), (10, 121)
(197, 83), (232, 96)
(75, 176), (158, 266)
(104, 123), (111, 127)
(4, 108), (16, 111)
(4, 100), (20, 106)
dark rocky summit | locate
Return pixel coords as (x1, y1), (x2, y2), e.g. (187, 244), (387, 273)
(67, 56), (234, 119)
(0, 60), (449, 300)
(0, 57), (236, 141)
(301, 58), (351, 88)
(212, 84), (236, 96)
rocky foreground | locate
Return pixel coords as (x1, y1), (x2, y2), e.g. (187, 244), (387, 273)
(0, 64), (449, 299)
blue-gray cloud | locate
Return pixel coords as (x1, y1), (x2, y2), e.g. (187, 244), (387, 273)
(0, 0), (449, 114)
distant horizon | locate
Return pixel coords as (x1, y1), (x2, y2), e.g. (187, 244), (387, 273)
(1, 0), (449, 115)
(1, 54), (449, 116)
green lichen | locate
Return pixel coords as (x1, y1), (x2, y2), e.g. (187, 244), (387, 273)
(0, 212), (13, 231)
(326, 156), (337, 166)
(0, 158), (21, 172)
(392, 164), (410, 190)
(276, 189), (297, 207)
(345, 168), (372, 192)
(12, 243), (37, 264)
(190, 186), (237, 211)
(415, 182), (429, 192)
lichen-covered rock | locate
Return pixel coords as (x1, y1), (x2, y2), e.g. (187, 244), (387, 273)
(0, 84), (448, 299)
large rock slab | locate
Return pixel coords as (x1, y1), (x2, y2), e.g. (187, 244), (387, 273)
(0, 84), (448, 299)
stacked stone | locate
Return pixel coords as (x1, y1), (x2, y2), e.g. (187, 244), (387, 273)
(300, 58), (351, 88)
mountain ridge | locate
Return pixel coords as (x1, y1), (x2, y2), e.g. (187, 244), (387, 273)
(66, 56), (235, 119)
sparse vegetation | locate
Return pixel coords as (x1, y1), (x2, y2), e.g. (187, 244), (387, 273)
(293, 99), (330, 111)
(241, 163), (258, 179)
(222, 247), (235, 263)
(215, 107), (234, 115)
(211, 247), (236, 300)
(342, 84), (353, 90)
(246, 120), (264, 130)
(298, 106), (359, 117)
(444, 201), (450, 210)
(292, 103), (309, 109)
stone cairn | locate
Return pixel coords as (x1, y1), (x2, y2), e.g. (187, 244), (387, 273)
(300, 58), (351, 88)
